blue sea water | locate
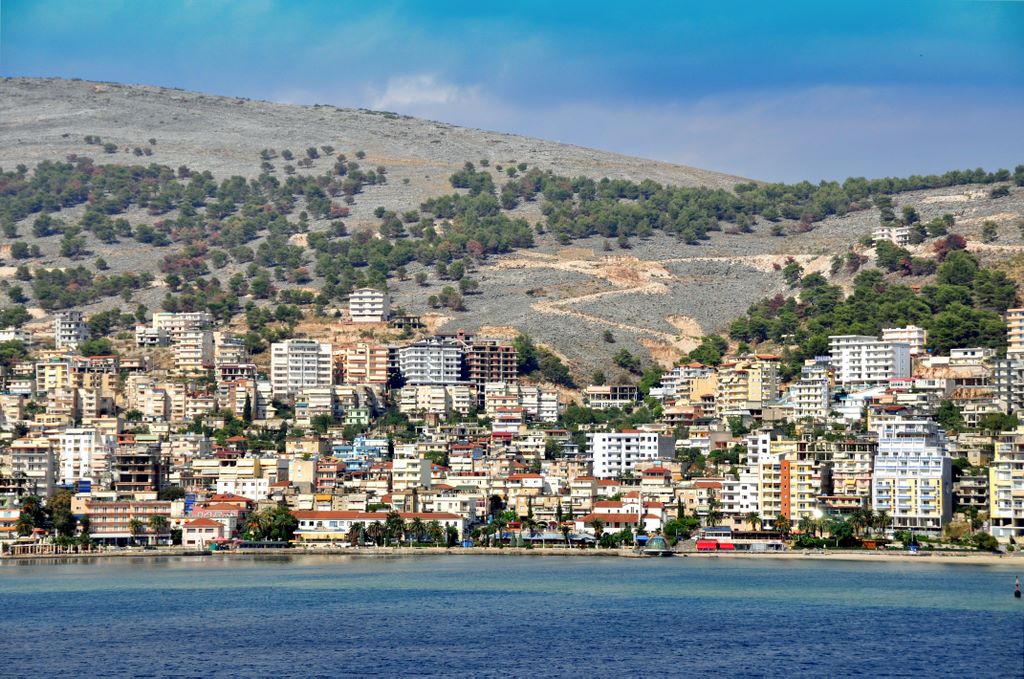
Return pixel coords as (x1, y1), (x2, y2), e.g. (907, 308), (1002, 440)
(1, 554), (1023, 678)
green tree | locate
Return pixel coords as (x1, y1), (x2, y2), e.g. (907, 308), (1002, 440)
(980, 220), (998, 243)
(79, 338), (114, 356)
(935, 400), (965, 433)
(936, 250), (979, 287)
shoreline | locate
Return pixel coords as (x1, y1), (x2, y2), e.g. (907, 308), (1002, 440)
(4, 546), (1022, 566)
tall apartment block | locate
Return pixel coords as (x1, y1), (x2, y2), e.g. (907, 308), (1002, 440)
(54, 310), (87, 349)
(270, 339), (333, 398)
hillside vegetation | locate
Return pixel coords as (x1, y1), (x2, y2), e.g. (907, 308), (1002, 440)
(1, 77), (1023, 378)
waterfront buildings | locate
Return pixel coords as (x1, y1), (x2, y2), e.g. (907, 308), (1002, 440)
(871, 419), (951, 533)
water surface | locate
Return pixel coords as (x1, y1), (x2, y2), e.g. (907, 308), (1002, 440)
(2, 554), (1022, 677)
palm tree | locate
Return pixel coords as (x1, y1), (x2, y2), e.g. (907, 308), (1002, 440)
(521, 516), (537, 547)
(426, 520), (443, 546)
(744, 512), (762, 532)
(851, 508), (874, 537)
(128, 518), (144, 546)
(245, 511), (268, 540)
(147, 515), (169, 545)
(875, 510), (891, 536)
(384, 511), (404, 546)
(774, 513), (792, 538)
(798, 516), (816, 537)
(560, 524), (572, 548)
(348, 524), (363, 547)
(407, 517), (426, 546)
(366, 521), (385, 546)
(589, 518), (605, 545)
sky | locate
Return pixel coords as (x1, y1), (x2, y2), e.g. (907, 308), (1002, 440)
(2, 0), (1023, 182)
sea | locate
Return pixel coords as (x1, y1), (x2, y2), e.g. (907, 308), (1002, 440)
(1, 554), (1022, 678)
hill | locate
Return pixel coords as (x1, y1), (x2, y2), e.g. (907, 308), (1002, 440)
(1, 77), (1023, 379)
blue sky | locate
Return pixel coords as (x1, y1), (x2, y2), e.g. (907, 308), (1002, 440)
(2, 0), (1023, 182)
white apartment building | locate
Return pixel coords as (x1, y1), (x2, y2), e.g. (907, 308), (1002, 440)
(484, 382), (561, 422)
(587, 431), (675, 479)
(392, 444), (432, 490)
(398, 384), (474, 417)
(0, 327), (33, 345)
(871, 419), (951, 533)
(152, 311), (213, 340)
(58, 428), (114, 487)
(348, 287), (390, 323)
(872, 224), (911, 246)
(270, 339), (333, 398)
(829, 335), (911, 388)
(134, 325), (169, 347)
(54, 310), (87, 349)
(214, 332), (249, 365)
(10, 436), (56, 496)
(881, 325), (928, 356)
(174, 330), (214, 373)
(398, 337), (463, 385)
(789, 365), (832, 421)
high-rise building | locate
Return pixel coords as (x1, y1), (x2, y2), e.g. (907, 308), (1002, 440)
(335, 342), (392, 384)
(58, 428), (114, 487)
(715, 355), (780, 416)
(871, 419), (951, 533)
(990, 428), (1024, 544)
(270, 339), (333, 398)
(458, 335), (518, 396)
(398, 336), (463, 385)
(789, 364), (832, 421)
(53, 310), (87, 349)
(348, 287), (390, 323)
(587, 431), (675, 479)
(829, 335), (911, 388)
(1006, 308), (1024, 357)
(881, 325), (928, 356)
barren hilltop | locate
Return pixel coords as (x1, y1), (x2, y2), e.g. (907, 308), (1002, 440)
(1, 77), (1022, 379)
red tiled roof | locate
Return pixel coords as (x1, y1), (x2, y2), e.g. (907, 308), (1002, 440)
(184, 518), (223, 528)
(577, 512), (640, 523)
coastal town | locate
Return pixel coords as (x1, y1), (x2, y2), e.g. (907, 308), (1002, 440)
(1, 284), (1023, 557)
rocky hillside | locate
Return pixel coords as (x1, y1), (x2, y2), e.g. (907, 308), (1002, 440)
(1, 77), (1022, 379)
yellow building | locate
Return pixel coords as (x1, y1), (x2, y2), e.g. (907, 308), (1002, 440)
(991, 428), (1024, 544)
(716, 355), (780, 416)
(1007, 308), (1024, 357)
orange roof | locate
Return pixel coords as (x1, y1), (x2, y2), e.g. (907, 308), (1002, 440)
(208, 493), (252, 503)
(196, 503), (245, 511)
(694, 480), (723, 489)
(578, 512), (640, 523)
(184, 518), (223, 528)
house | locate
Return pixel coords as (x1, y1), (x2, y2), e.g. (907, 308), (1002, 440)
(182, 518), (226, 548)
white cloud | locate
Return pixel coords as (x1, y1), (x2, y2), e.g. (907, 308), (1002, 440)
(369, 74), (479, 111)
